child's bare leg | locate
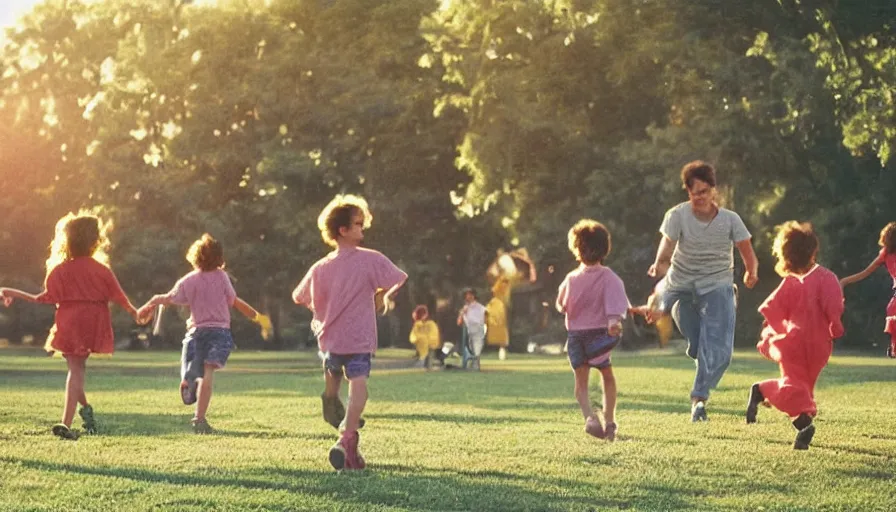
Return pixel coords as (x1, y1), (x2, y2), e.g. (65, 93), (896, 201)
(344, 376), (368, 432)
(62, 356), (87, 427)
(195, 364), (216, 420)
(598, 366), (617, 424)
(573, 365), (594, 419)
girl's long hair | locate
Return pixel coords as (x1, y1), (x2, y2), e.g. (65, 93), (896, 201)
(46, 211), (111, 275)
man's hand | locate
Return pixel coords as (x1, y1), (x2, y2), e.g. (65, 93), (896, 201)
(743, 270), (758, 289)
(648, 261), (669, 278)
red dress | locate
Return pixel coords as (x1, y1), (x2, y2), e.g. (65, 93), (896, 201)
(872, 248), (896, 334)
(36, 257), (129, 357)
(756, 265), (844, 418)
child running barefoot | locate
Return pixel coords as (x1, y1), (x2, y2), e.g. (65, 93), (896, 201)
(0, 212), (145, 440)
(840, 222), (896, 358)
(293, 194), (407, 471)
(137, 234), (266, 434)
(746, 222), (843, 450)
(556, 219), (630, 441)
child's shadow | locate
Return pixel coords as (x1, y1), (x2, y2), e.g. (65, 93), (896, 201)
(88, 412), (190, 437)
(91, 413), (334, 440)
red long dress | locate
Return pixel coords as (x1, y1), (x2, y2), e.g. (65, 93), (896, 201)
(37, 257), (130, 357)
(756, 265), (844, 418)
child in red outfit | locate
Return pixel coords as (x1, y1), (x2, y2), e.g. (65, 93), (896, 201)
(0, 213), (145, 440)
(746, 221), (843, 450)
(840, 221), (896, 358)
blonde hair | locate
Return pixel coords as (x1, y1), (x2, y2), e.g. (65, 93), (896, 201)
(317, 194), (372, 247)
(46, 210), (111, 275)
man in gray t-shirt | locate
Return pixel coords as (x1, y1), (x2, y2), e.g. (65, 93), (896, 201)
(647, 161), (758, 422)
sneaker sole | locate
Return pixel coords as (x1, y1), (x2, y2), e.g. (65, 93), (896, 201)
(52, 424), (78, 440)
(329, 445), (347, 470)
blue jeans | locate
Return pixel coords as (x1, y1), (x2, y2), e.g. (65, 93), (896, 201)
(659, 284), (736, 400)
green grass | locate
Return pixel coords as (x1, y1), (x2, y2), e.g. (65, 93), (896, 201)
(0, 346), (894, 511)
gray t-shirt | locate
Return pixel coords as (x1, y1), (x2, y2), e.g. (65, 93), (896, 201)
(660, 202), (751, 294)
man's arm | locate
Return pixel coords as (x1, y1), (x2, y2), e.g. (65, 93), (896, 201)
(735, 238), (759, 289)
(648, 236), (676, 278)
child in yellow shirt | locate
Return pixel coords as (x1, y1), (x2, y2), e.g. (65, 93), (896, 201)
(410, 305), (441, 369)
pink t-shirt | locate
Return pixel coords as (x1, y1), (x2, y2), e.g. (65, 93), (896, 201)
(875, 248), (896, 287)
(293, 247), (407, 354)
(162, 269), (236, 329)
(556, 264), (630, 331)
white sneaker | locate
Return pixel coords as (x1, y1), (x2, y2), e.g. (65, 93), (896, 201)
(498, 348), (507, 360)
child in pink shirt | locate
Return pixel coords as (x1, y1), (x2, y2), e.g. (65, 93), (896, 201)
(293, 194), (407, 471)
(556, 219), (630, 442)
(746, 222), (843, 450)
(840, 221), (896, 358)
(138, 234), (265, 434)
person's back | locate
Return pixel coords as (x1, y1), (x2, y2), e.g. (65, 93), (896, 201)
(560, 265), (628, 331)
(168, 268), (235, 329)
(780, 266), (843, 345)
(300, 246), (402, 354)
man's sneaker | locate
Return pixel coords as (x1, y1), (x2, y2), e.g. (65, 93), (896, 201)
(181, 379), (198, 405)
(604, 422), (618, 442)
(691, 401), (708, 422)
(329, 431), (364, 470)
(78, 404), (97, 434)
(51, 423), (79, 441)
(745, 383), (764, 424)
(191, 417), (214, 435)
(793, 424), (816, 450)
(584, 416), (605, 439)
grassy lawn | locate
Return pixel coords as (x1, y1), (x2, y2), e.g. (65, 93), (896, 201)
(0, 345), (894, 511)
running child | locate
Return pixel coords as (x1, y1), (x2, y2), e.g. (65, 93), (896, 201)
(556, 219), (630, 441)
(0, 212), (145, 440)
(293, 194), (407, 471)
(137, 234), (266, 434)
(746, 221), (843, 450)
(410, 305), (441, 369)
(840, 221), (896, 357)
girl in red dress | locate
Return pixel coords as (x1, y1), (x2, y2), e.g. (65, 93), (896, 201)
(745, 221), (844, 450)
(839, 222), (896, 358)
(0, 213), (144, 440)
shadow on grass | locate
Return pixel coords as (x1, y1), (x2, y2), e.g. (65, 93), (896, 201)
(1, 456), (672, 511)
(366, 412), (539, 425)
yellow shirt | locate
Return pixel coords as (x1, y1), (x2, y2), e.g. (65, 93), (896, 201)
(410, 319), (441, 357)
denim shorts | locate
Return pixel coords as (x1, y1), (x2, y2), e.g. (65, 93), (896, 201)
(567, 328), (619, 369)
(181, 327), (234, 381)
(324, 353), (372, 380)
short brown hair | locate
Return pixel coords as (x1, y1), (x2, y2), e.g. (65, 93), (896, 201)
(317, 194), (372, 247)
(186, 234), (225, 271)
(681, 161), (717, 189)
(772, 221), (818, 276)
(878, 222), (896, 255)
(568, 219), (611, 265)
